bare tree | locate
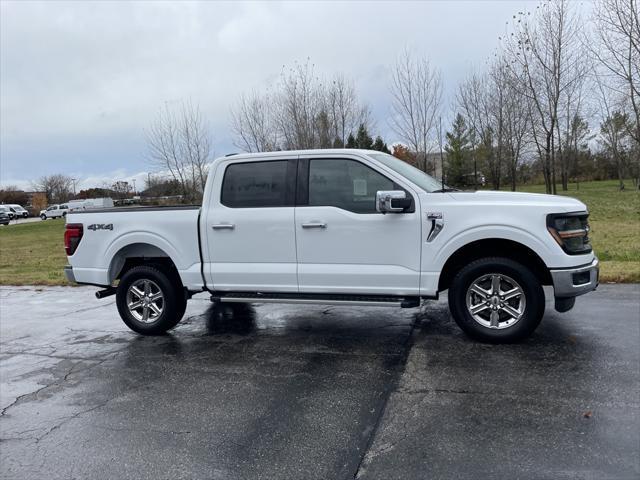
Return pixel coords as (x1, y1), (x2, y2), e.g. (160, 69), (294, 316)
(592, 0), (640, 146)
(230, 61), (373, 152)
(500, 61), (531, 191)
(327, 74), (371, 147)
(33, 174), (73, 204)
(389, 50), (443, 173)
(457, 71), (492, 188)
(147, 101), (212, 202)
(275, 61), (326, 150)
(597, 74), (633, 189)
(231, 91), (279, 152)
(456, 57), (530, 190)
(505, 0), (587, 194)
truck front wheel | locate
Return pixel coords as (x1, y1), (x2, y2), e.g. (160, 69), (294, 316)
(448, 257), (545, 343)
(116, 265), (185, 335)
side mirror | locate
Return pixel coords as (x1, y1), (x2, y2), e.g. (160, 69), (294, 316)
(376, 190), (411, 213)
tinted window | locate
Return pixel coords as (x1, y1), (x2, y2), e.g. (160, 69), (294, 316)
(221, 161), (289, 208)
(308, 159), (395, 213)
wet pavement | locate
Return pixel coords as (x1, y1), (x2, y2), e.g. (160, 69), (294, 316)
(0, 284), (638, 479)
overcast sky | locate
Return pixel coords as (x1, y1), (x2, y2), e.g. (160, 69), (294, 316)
(1, 0), (543, 191)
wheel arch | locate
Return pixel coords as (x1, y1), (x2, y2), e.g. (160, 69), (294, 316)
(108, 242), (181, 285)
(437, 238), (552, 292)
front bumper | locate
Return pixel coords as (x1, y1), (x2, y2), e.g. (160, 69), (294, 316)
(550, 257), (599, 298)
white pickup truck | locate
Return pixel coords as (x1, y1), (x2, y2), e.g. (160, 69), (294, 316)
(64, 149), (598, 342)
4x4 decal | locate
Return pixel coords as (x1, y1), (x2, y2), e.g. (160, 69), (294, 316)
(87, 223), (113, 231)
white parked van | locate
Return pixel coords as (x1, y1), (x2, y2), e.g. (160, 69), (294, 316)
(6, 204), (29, 218)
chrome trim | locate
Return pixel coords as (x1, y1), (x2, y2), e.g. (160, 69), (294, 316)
(426, 215), (444, 242)
(550, 257), (599, 298)
(212, 223), (235, 230)
(376, 190), (406, 213)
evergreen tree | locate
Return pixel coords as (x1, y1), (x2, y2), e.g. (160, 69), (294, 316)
(332, 136), (344, 148)
(372, 136), (390, 153)
(444, 113), (471, 187)
(346, 132), (356, 148)
(354, 123), (374, 149)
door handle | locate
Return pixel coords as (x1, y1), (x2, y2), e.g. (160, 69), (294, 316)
(301, 222), (327, 229)
(212, 223), (235, 230)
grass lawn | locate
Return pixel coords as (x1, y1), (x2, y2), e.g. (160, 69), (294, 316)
(0, 179), (637, 285)
(517, 180), (640, 283)
(0, 219), (68, 285)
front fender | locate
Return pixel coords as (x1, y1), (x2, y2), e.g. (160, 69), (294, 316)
(428, 224), (556, 273)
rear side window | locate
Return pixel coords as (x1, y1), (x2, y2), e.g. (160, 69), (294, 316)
(221, 160), (289, 208)
(308, 159), (395, 214)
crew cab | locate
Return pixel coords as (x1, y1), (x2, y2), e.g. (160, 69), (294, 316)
(41, 204), (70, 220)
(63, 149), (599, 342)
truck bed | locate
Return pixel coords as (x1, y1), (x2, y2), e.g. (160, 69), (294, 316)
(66, 206), (203, 289)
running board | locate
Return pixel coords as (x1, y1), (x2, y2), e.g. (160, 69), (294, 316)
(211, 292), (422, 308)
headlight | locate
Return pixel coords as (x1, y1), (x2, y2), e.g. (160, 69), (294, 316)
(547, 212), (592, 255)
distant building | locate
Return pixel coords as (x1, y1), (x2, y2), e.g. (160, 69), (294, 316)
(399, 151), (446, 180)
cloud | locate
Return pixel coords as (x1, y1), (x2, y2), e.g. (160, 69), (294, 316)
(1, 0), (534, 189)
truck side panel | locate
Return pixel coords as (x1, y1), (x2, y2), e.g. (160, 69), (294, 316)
(67, 208), (203, 290)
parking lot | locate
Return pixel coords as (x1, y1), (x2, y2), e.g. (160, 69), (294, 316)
(1, 284), (638, 479)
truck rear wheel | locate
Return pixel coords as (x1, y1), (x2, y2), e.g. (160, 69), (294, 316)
(116, 265), (185, 335)
(448, 257), (545, 343)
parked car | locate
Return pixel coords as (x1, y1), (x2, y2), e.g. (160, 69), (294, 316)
(6, 204), (29, 218)
(64, 149), (598, 342)
(0, 206), (10, 225)
(40, 204), (70, 220)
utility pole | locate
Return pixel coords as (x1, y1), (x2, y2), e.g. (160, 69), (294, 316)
(71, 178), (77, 197)
(132, 178), (137, 195)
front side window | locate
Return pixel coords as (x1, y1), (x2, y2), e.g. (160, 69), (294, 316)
(368, 152), (445, 192)
(221, 160), (289, 208)
(308, 159), (395, 214)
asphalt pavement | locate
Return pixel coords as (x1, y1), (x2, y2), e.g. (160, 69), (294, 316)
(0, 284), (638, 479)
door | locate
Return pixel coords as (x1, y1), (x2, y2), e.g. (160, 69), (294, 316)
(203, 156), (298, 292)
(295, 156), (422, 295)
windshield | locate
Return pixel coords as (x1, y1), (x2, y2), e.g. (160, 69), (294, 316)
(367, 152), (445, 193)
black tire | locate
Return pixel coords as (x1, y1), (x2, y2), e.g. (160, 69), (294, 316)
(116, 265), (185, 335)
(40, 214), (46, 220)
(448, 257), (545, 343)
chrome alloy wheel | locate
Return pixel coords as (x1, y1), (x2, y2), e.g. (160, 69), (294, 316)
(465, 273), (526, 329)
(126, 279), (164, 323)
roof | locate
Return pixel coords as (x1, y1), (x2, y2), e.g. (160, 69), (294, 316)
(214, 149), (382, 162)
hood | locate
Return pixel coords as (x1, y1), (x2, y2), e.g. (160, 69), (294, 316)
(447, 190), (587, 212)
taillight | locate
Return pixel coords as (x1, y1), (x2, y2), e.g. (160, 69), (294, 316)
(64, 223), (83, 256)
